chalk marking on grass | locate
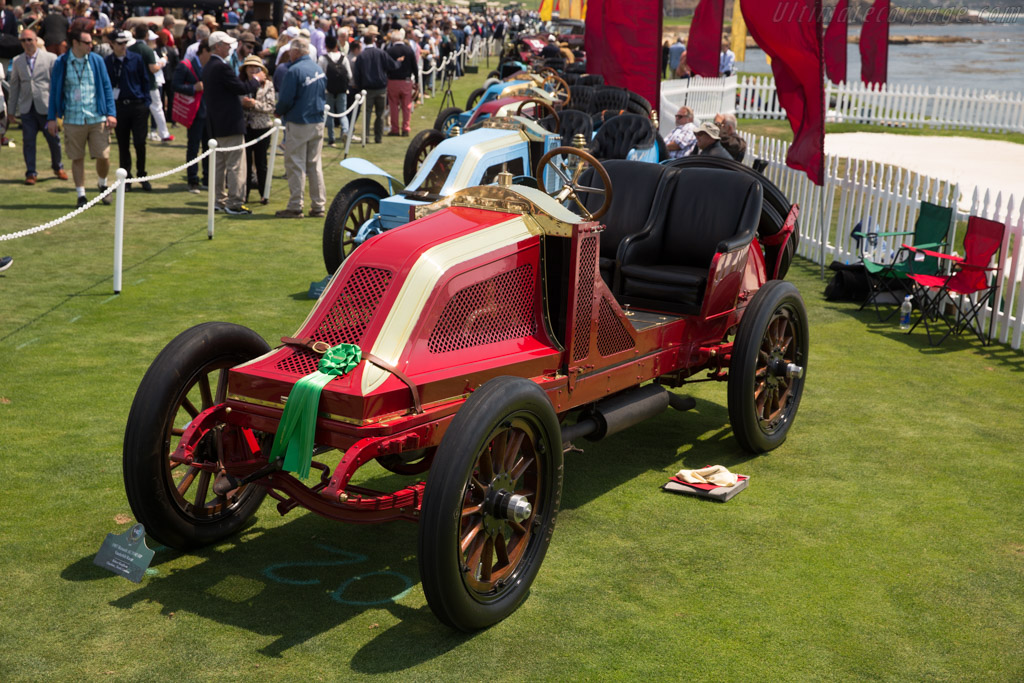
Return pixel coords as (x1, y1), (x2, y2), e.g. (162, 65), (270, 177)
(70, 316), (81, 323)
(134, 278), (146, 285)
(16, 338), (38, 350)
(101, 295), (118, 305)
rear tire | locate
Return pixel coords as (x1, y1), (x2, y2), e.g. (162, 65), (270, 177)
(123, 322), (271, 550)
(418, 377), (563, 631)
(728, 281), (808, 453)
(403, 129), (445, 184)
(466, 87), (486, 111)
(322, 178), (388, 274)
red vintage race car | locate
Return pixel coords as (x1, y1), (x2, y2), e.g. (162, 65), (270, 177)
(123, 149), (806, 631)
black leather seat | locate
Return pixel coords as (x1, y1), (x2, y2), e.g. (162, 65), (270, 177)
(578, 74), (605, 86)
(578, 161), (675, 286)
(588, 114), (656, 161)
(592, 86), (631, 115)
(567, 85), (595, 114)
(618, 167), (764, 314)
(540, 109), (594, 148)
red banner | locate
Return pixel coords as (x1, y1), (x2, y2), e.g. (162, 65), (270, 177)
(688, 0), (725, 78)
(860, 0), (889, 85)
(824, 0), (848, 84)
(584, 0), (662, 109)
(743, 0), (825, 184)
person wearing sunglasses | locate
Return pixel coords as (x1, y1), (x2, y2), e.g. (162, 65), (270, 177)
(665, 106), (697, 159)
(46, 26), (117, 208)
(9, 29), (67, 185)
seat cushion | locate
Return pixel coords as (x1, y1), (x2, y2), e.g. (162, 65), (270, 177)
(579, 160), (670, 260)
(620, 264), (707, 308)
(589, 114), (656, 161)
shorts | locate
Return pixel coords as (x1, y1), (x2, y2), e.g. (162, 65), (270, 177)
(64, 122), (110, 161)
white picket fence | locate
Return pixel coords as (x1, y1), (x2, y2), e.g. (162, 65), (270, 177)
(658, 75), (738, 136)
(745, 133), (1024, 349)
(737, 75), (1024, 133)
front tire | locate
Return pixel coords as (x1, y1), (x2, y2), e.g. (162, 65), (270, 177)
(433, 106), (464, 135)
(123, 322), (271, 549)
(322, 178), (388, 274)
(728, 281), (808, 453)
(418, 377), (563, 631)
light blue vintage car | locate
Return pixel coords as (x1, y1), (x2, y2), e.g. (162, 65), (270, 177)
(322, 116), (565, 274)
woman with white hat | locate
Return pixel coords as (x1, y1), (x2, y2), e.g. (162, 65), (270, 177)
(240, 54), (276, 205)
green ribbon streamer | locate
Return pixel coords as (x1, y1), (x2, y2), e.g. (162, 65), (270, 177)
(270, 343), (362, 479)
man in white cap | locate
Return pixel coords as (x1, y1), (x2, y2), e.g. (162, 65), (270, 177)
(203, 30), (263, 214)
(690, 121), (732, 160)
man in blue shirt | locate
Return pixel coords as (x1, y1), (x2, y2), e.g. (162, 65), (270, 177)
(668, 35), (686, 76)
(106, 31), (153, 190)
(47, 25), (117, 208)
(274, 36), (327, 219)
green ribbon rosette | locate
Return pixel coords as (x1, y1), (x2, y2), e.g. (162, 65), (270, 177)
(269, 343), (362, 479)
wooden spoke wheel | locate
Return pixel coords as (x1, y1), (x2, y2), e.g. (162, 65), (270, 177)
(322, 178), (387, 274)
(535, 146), (613, 220)
(514, 99), (559, 131)
(418, 377), (562, 631)
(728, 281), (809, 453)
(123, 322), (271, 549)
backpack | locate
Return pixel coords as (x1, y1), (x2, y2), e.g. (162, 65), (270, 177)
(324, 56), (349, 94)
(824, 261), (870, 302)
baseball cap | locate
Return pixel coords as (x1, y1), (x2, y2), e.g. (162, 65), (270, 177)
(208, 31), (237, 48)
(113, 31), (131, 44)
(696, 121), (721, 140)
(283, 26), (300, 38)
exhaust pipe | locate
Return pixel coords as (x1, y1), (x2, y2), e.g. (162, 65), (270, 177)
(561, 384), (672, 445)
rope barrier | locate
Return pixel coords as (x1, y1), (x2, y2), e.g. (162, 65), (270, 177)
(323, 92), (365, 119)
(0, 180), (123, 242)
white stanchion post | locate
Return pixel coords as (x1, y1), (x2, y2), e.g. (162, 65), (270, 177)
(207, 138), (218, 239)
(343, 98), (358, 158)
(361, 89), (368, 148)
(112, 168), (128, 294)
(264, 119), (282, 203)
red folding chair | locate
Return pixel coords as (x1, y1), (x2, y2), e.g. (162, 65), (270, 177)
(905, 216), (1005, 346)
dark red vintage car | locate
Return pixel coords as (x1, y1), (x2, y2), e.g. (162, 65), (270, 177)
(123, 150), (806, 631)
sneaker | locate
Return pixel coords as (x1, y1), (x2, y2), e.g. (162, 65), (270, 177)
(350, 135), (362, 142)
(188, 183), (201, 194)
(140, 180), (153, 192)
(77, 195), (88, 208)
(308, 209), (326, 218)
(402, 131), (410, 137)
(327, 140), (336, 147)
(24, 175), (36, 185)
(0, 256), (12, 273)
(98, 184), (112, 205)
(161, 135), (175, 143)
(147, 131), (160, 142)
(225, 204), (252, 215)
(54, 169), (68, 180)
(260, 197), (269, 205)
(274, 209), (304, 218)
(214, 205), (227, 213)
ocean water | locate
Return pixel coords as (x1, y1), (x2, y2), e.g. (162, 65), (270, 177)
(737, 21), (1024, 92)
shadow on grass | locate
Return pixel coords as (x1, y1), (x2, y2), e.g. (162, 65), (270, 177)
(60, 512), (470, 662)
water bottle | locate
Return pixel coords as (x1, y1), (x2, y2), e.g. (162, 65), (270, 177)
(899, 295), (913, 330)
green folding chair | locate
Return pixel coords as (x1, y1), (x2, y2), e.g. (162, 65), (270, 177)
(857, 201), (953, 321)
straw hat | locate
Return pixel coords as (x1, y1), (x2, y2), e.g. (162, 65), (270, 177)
(242, 54), (268, 76)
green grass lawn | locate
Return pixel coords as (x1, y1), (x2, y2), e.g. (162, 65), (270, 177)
(2, 70), (1023, 681)
(739, 117), (1024, 146)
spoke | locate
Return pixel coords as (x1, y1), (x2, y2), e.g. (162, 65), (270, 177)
(479, 538), (494, 582)
(550, 162), (574, 185)
(470, 474), (487, 495)
(479, 446), (494, 482)
(494, 535), (510, 568)
(510, 454), (535, 481)
(194, 470), (211, 508)
(176, 466), (199, 495)
(510, 520), (527, 535)
(214, 368), (230, 405)
(575, 184), (606, 195)
(461, 503), (483, 517)
(198, 373), (213, 409)
(465, 532), (487, 574)
(181, 397), (200, 419)
(503, 430), (524, 473)
(461, 520), (485, 553)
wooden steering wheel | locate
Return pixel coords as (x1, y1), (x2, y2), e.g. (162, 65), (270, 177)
(534, 146), (613, 221)
(515, 99), (560, 133)
(541, 73), (571, 108)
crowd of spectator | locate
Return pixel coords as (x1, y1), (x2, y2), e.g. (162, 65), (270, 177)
(0, 0), (540, 219)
